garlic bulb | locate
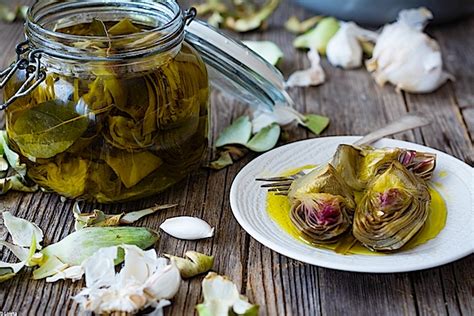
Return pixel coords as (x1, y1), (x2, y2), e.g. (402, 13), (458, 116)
(160, 216), (215, 240)
(366, 8), (453, 93)
(326, 22), (378, 69)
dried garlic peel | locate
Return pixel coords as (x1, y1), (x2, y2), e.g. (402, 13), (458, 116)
(242, 40), (284, 66)
(196, 272), (258, 316)
(3, 211), (43, 249)
(73, 245), (181, 315)
(286, 49), (326, 87)
(160, 217), (214, 240)
(166, 251), (214, 279)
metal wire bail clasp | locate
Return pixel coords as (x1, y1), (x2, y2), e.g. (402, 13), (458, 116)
(0, 40), (46, 110)
(184, 7), (197, 26)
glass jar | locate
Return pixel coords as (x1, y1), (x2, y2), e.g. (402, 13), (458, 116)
(0, 0), (293, 203)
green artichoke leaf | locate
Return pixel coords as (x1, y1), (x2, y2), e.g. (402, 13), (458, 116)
(353, 161), (430, 251)
(245, 123), (280, 152)
(293, 17), (339, 54)
(166, 251), (214, 279)
(215, 116), (252, 148)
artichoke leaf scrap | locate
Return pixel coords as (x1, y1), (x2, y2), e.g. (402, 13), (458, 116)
(165, 251), (214, 279)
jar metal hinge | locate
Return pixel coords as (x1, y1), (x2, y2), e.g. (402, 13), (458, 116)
(0, 40), (46, 110)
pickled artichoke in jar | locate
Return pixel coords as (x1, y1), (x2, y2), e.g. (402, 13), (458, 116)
(4, 18), (209, 203)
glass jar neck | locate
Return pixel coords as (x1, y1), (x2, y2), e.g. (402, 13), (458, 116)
(26, 0), (186, 62)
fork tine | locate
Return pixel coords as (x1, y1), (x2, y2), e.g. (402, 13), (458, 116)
(274, 191), (289, 196)
(268, 187), (291, 192)
(255, 176), (294, 182)
(260, 181), (293, 188)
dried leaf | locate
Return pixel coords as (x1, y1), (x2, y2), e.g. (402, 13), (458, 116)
(242, 40), (284, 66)
(302, 114), (330, 135)
(166, 251), (214, 279)
(245, 123), (281, 152)
(285, 15), (323, 34)
(215, 116), (252, 147)
(10, 101), (89, 159)
(224, 0), (280, 32)
(208, 151), (234, 170)
(120, 204), (177, 224)
(0, 174), (38, 195)
(293, 17), (339, 54)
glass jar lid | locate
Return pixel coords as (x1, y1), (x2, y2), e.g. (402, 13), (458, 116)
(185, 19), (294, 111)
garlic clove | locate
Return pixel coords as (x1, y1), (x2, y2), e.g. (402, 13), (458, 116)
(160, 216), (215, 240)
(286, 49), (325, 87)
(144, 264), (181, 300)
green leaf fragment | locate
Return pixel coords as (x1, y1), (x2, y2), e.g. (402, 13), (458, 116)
(32, 255), (68, 280)
(208, 151), (234, 170)
(0, 267), (16, 282)
(224, 0), (280, 32)
(166, 251), (214, 279)
(40, 227), (159, 266)
(293, 17), (340, 54)
(0, 131), (26, 176)
(2, 211), (43, 249)
(246, 123), (280, 152)
(107, 18), (141, 36)
(302, 114), (330, 135)
(215, 116), (252, 148)
(285, 15), (323, 34)
(242, 40), (284, 66)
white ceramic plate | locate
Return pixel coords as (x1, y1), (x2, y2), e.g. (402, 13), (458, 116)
(230, 136), (474, 273)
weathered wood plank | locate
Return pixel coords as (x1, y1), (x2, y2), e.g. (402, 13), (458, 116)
(431, 18), (474, 109)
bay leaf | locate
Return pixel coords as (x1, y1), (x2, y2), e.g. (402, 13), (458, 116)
(11, 101), (89, 159)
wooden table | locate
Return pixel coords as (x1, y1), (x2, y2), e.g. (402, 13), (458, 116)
(1, 1), (472, 315)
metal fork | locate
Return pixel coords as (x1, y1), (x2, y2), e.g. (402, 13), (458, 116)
(256, 113), (431, 195)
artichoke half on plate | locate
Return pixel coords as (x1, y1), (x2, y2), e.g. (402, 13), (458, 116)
(331, 144), (436, 191)
(353, 161), (431, 251)
(288, 164), (355, 244)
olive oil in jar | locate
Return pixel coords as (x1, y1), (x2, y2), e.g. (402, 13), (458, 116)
(4, 19), (209, 203)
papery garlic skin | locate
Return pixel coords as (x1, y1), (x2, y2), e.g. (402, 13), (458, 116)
(252, 104), (305, 133)
(286, 49), (326, 87)
(73, 245), (181, 315)
(327, 22), (378, 69)
(366, 8), (453, 93)
(160, 216), (215, 240)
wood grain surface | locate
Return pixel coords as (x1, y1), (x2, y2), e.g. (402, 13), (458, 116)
(0, 1), (473, 315)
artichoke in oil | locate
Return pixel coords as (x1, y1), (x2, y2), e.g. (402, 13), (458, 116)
(331, 144), (436, 191)
(288, 165), (355, 244)
(353, 161), (431, 251)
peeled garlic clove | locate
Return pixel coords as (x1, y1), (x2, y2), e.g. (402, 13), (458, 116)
(144, 264), (181, 300)
(367, 8), (452, 93)
(160, 217), (215, 240)
(286, 49), (325, 87)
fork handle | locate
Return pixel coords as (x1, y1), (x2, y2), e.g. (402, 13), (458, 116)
(353, 113), (431, 146)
